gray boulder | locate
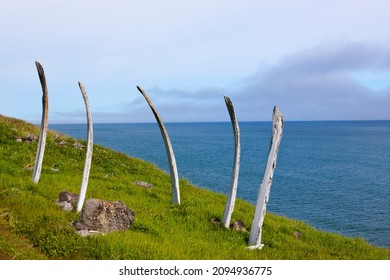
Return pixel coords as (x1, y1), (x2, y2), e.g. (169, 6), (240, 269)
(73, 198), (135, 233)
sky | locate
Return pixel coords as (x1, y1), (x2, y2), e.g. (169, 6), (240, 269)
(1, 0), (390, 123)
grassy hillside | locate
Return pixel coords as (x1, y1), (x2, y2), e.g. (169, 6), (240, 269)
(0, 114), (389, 260)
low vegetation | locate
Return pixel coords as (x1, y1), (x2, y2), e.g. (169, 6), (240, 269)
(0, 114), (389, 259)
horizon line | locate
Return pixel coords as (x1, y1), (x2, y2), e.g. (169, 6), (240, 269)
(43, 119), (390, 125)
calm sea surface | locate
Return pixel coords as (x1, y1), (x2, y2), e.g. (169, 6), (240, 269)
(51, 121), (390, 248)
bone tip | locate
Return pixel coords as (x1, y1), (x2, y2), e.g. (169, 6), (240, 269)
(273, 106), (284, 123)
(273, 105), (282, 115)
(224, 95), (232, 103)
(35, 61), (43, 72)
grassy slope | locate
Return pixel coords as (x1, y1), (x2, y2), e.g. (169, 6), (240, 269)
(0, 114), (389, 260)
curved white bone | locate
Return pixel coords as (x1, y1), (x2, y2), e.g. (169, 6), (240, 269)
(76, 82), (94, 212)
(222, 95), (241, 228)
(248, 106), (284, 249)
(32, 61), (49, 184)
(137, 86), (180, 204)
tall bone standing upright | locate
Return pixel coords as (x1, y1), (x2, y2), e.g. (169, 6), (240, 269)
(222, 95), (241, 228)
(136, 86), (180, 204)
(76, 82), (94, 212)
(248, 106), (284, 249)
(32, 61), (49, 184)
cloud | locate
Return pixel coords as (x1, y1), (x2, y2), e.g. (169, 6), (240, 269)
(114, 86), (230, 123)
(230, 42), (390, 120)
(114, 42), (390, 122)
(46, 42), (390, 123)
(276, 42), (390, 74)
(49, 85), (229, 123)
(2, 1), (390, 123)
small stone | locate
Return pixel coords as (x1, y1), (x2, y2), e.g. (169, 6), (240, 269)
(24, 164), (34, 171)
(55, 199), (72, 211)
(0, 211), (9, 218)
(210, 217), (221, 225)
(23, 134), (38, 142)
(76, 230), (103, 237)
(230, 219), (247, 232)
(16, 134), (38, 143)
(294, 231), (303, 239)
(134, 180), (154, 189)
(58, 140), (67, 145)
(73, 142), (85, 149)
(72, 221), (88, 231)
(58, 191), (78, 203)
(56, 191), (78, 211)
(57, 201), (74, 212)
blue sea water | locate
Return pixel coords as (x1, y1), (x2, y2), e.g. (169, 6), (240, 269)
(50, 121), (390, 248)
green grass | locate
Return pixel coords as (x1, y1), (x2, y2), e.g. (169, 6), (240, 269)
(0, 114), (389, 260)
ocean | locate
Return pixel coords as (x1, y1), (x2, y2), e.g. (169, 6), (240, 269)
(50, 121), (390, 248)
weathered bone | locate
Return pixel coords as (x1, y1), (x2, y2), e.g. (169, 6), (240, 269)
(222, 95), (241, 228)
(32, 61), (49, 184)
(76, 82), (94, 212)
(248, 106), (284, 249)
(136, 86), (180, 204)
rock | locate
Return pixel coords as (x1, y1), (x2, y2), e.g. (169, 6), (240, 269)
(55, 200), (74, 212)
(24, 164), (34, 171)
(58, 191), (78, 203)
(26, 134), (38, 142)
(56, 191), (78, 212)
(76, 229), (102, 237)
(73, 141), (85, 149)
(62, 202), (74, 212)
(230, 219), (247, 232)
(57, 140), (67, 146)
(16, 134), (38, 143)
(72, 220), (88, 231)
(134, 180), (153, 189)
(210, 217), (221, 225)
(0, 209), (9, 219)
(73, 198), (135, 233)
(294, 231), (303, 239)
